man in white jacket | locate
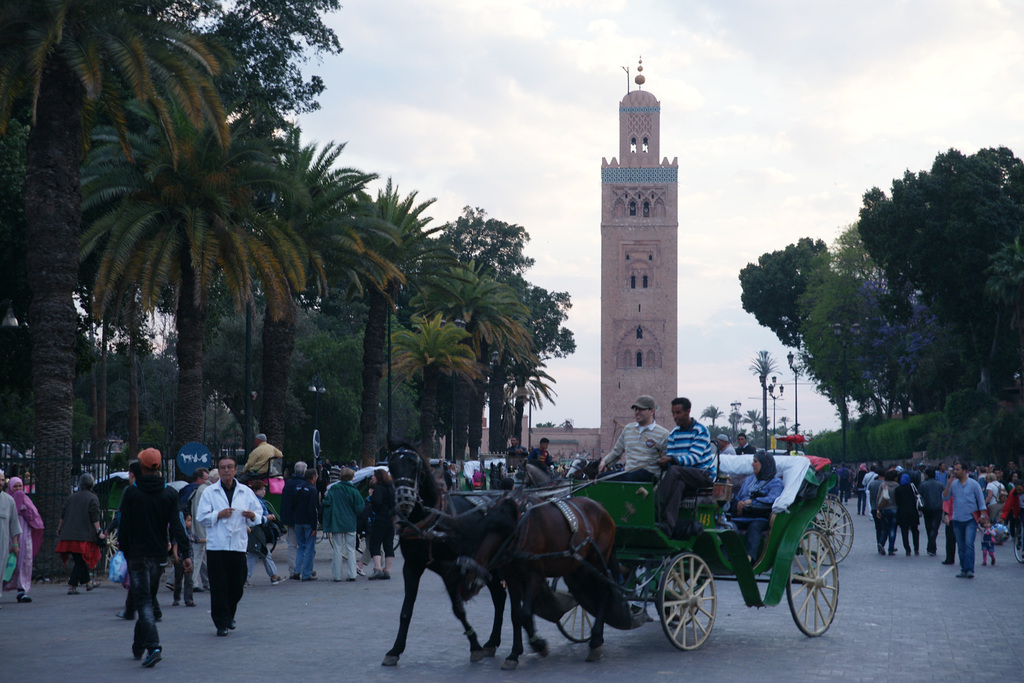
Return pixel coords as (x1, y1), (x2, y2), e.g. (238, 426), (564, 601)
(196, 455), (263, 637)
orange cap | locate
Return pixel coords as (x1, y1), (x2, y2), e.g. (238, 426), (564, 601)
(138, 448), (162, 469)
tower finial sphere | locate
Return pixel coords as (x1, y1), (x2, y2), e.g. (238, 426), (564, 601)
(634, 74), (646, 85)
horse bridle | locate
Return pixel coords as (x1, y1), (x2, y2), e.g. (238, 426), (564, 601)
(392, 449), (424, 518)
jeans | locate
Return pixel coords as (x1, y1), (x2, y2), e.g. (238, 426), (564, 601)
(331, 532), (358, 580)
(951, 519), (978, 573)
(294, 524), (316, 579)
(192, 540), (209, 588)
(128, 557), (164, 653)
(856, 489), (867, 515)
(246, 551), (279, 580)
(881, 509), (898, 551)
(923, 509), (942, 555)
(173, 560), (193, 602)
(286, 526), (298, 575)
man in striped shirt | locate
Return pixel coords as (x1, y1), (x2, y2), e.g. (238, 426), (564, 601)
(598, 395), (669, 482)
(657, 397), (716, 535)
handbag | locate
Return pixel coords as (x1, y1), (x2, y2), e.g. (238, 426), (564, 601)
(108, 550), (127, 584)
(911, 484), (924, 512)
(3, 552), (16, 582)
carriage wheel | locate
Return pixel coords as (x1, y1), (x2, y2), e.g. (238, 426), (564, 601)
(657, 552), (716, 650)
(787, 529), (839, 637)
(811, 496), (854, 563)
(550, 577), (593, 643)
(1015, 525), (1024, 564)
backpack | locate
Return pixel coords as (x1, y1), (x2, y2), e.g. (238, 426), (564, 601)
(179, 483), (199, 513)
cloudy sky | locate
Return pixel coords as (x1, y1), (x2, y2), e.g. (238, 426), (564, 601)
(298, 0), (1024, 436)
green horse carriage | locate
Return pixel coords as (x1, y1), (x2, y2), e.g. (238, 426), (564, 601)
(555, 455), (841, 650)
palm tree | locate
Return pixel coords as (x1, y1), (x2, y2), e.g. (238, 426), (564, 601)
(415, 262), (532, 458)
(391, 313), (480, 457)
(700, 405), (724, 428)
(742, 409), (763, 437)
(987, 236), (1024, 386)
(259, 130), (379, 448)
(353, 179), (448, 466)
(0, 0), (226, 555)
(749, 350), (779, 448)
(507, 356), (556, 444)
(81, 109), (304, 452)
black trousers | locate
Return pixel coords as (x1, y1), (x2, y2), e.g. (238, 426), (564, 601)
(128, 557), (164, 652)
(944, 522), (957, 563)
(923, 509), (942, 555)
(207, 550), (247, 630)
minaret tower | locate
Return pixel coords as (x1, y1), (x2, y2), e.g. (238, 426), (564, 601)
(600, 58), (679, 447)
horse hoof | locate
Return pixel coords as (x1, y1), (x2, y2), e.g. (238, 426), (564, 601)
(586, 646), (603, 663)
(470, 650), (485, 663)
(501, 659), (519, 671)
(529, 637), (548, 656)
(482, 646), (497, 658)
(382, 655), (399, 667)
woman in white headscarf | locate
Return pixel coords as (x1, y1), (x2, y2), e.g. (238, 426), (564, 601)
(3, 476), (43, 602)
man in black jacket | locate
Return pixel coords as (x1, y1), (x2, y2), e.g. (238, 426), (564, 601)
(119, 448), (191, 668)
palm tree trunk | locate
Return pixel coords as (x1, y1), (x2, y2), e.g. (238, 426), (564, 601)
(454, 375), (471, 460)
(487, 357), (505, 452)
(261, 297), (296, 449)
(174, 259), (207, 452)
(25, 56), (83, 576)
(513, 394), (526, 443)
(359, 285), (388, 466)
(419, 366), (440, 458)
(98, 322), (108, 441)
(128, 334), (139, 456)
(468, 375), (486, 458)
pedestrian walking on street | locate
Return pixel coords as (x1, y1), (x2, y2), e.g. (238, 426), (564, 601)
(942, 460), (987, 578)
(894, 473), (920, 555)
(196, 455), (263, 636)
(322, 467), (364, 582)
(919, 467), (944, 556)
(3, 475), (43, 603)
(367, 470), (396, 580)
(55, 473), (104, 594)
(118, 448), (191, 668)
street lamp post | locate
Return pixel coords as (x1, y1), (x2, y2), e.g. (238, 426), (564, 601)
(730, 400), (741, 438)
(831, 323), (861, 463)
(767, 376), (784, 440)
(308, 373), (326, 433)
(759, 372), (769, 450)
(787, 351), (800, 435)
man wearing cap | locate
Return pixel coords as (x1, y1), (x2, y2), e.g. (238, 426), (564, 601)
(656, 397), (716, 536)
(715, 434), (736, 456)
(196, 455), (263, 636)
(598, 395), (669, 482)
(118, 449), (191, 668)
(241, 434), (283, 478)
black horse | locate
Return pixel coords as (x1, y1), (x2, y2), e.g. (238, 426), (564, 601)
(382, 448), (507, 666)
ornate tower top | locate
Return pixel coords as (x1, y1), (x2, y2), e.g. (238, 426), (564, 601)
(634, 56), (645, 88)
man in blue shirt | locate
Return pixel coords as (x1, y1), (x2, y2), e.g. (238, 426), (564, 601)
(942, 460), (987, 578)
(657, 397), (715, 536)
(527, 438), (554, 472)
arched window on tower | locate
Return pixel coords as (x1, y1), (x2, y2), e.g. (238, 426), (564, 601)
(630, 137), (637, 153)
(643, 201), (650, 217)
(636, 351), (643, 367)
(642, 137), (649, 153)
(636, 326), (643, 340)
(642, 275), (648, 288)
(629, 200), (636, 216)
(630, 275), (636, 289)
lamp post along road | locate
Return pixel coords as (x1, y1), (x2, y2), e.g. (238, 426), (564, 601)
(767, 376), (784, 441)
(308, 373), (326, 435)
(730, 400), (741, 439)
(787, 351), (800, 435)
(759, 372), (769, 450)
(831, 323), (861, 463)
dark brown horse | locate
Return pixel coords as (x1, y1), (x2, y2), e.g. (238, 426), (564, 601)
(382, 448), (507, 667)
(452, 494), (624, 669)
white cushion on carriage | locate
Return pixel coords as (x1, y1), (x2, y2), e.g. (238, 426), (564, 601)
(718, 454), (812, 514)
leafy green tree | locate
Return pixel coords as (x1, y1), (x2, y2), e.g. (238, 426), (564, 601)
(391, 314), (479, 457)
(739, 237), (828, 348)
(986, 236), (1024, 385)
(859, 147), (1024, 395)
(0, 0), (227, 554)
(81, 109), (303, 452)
(439, 207), (534, 281)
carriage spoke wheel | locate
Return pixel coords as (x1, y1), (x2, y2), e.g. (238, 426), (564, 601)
(657, 552), (716, 650)
(550, 577), (593, 643)
(811, 496), (854, 563)
(1015, 525), (1024, 564)
(787, 529), (839, 637)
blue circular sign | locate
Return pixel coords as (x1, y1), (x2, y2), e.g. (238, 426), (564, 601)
(176, 442), (212, 477)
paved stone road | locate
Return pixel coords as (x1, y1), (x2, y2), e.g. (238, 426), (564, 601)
(4, 503), (1022, 682)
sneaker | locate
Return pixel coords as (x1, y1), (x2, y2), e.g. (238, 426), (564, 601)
(244, 581), (255, 587)
(172, 600), (180, 606)
(217, 627), (229, 637)
(193, 586), (206, 593)
(16, 592), (31, 603)
(229, 620), (236, 630)
(86, 580), (101, 591)
(116, 610), (135, 619)
(368, 570), (383, 581)
(68, 587), (80, 595)
(382, 572), (391, 580)
(271, 575), (284, 585)
(356, 567), (366, 577)
(142, 648), (162, 668)
(346, 578), (357, 582)
(165, 582), (175, 591)
(956, 571), (970, 578)
(941, 560), (954, 565)
(967, 572), (974, 578)
(185, 601), (196, 607)
(877, 544), (885, 555)
(300, 576), (318, 582)
(290, 573), (301, 581)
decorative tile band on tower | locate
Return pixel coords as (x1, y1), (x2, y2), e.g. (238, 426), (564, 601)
(619, 106), (661, 113)
(601, 167), (678, 184)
